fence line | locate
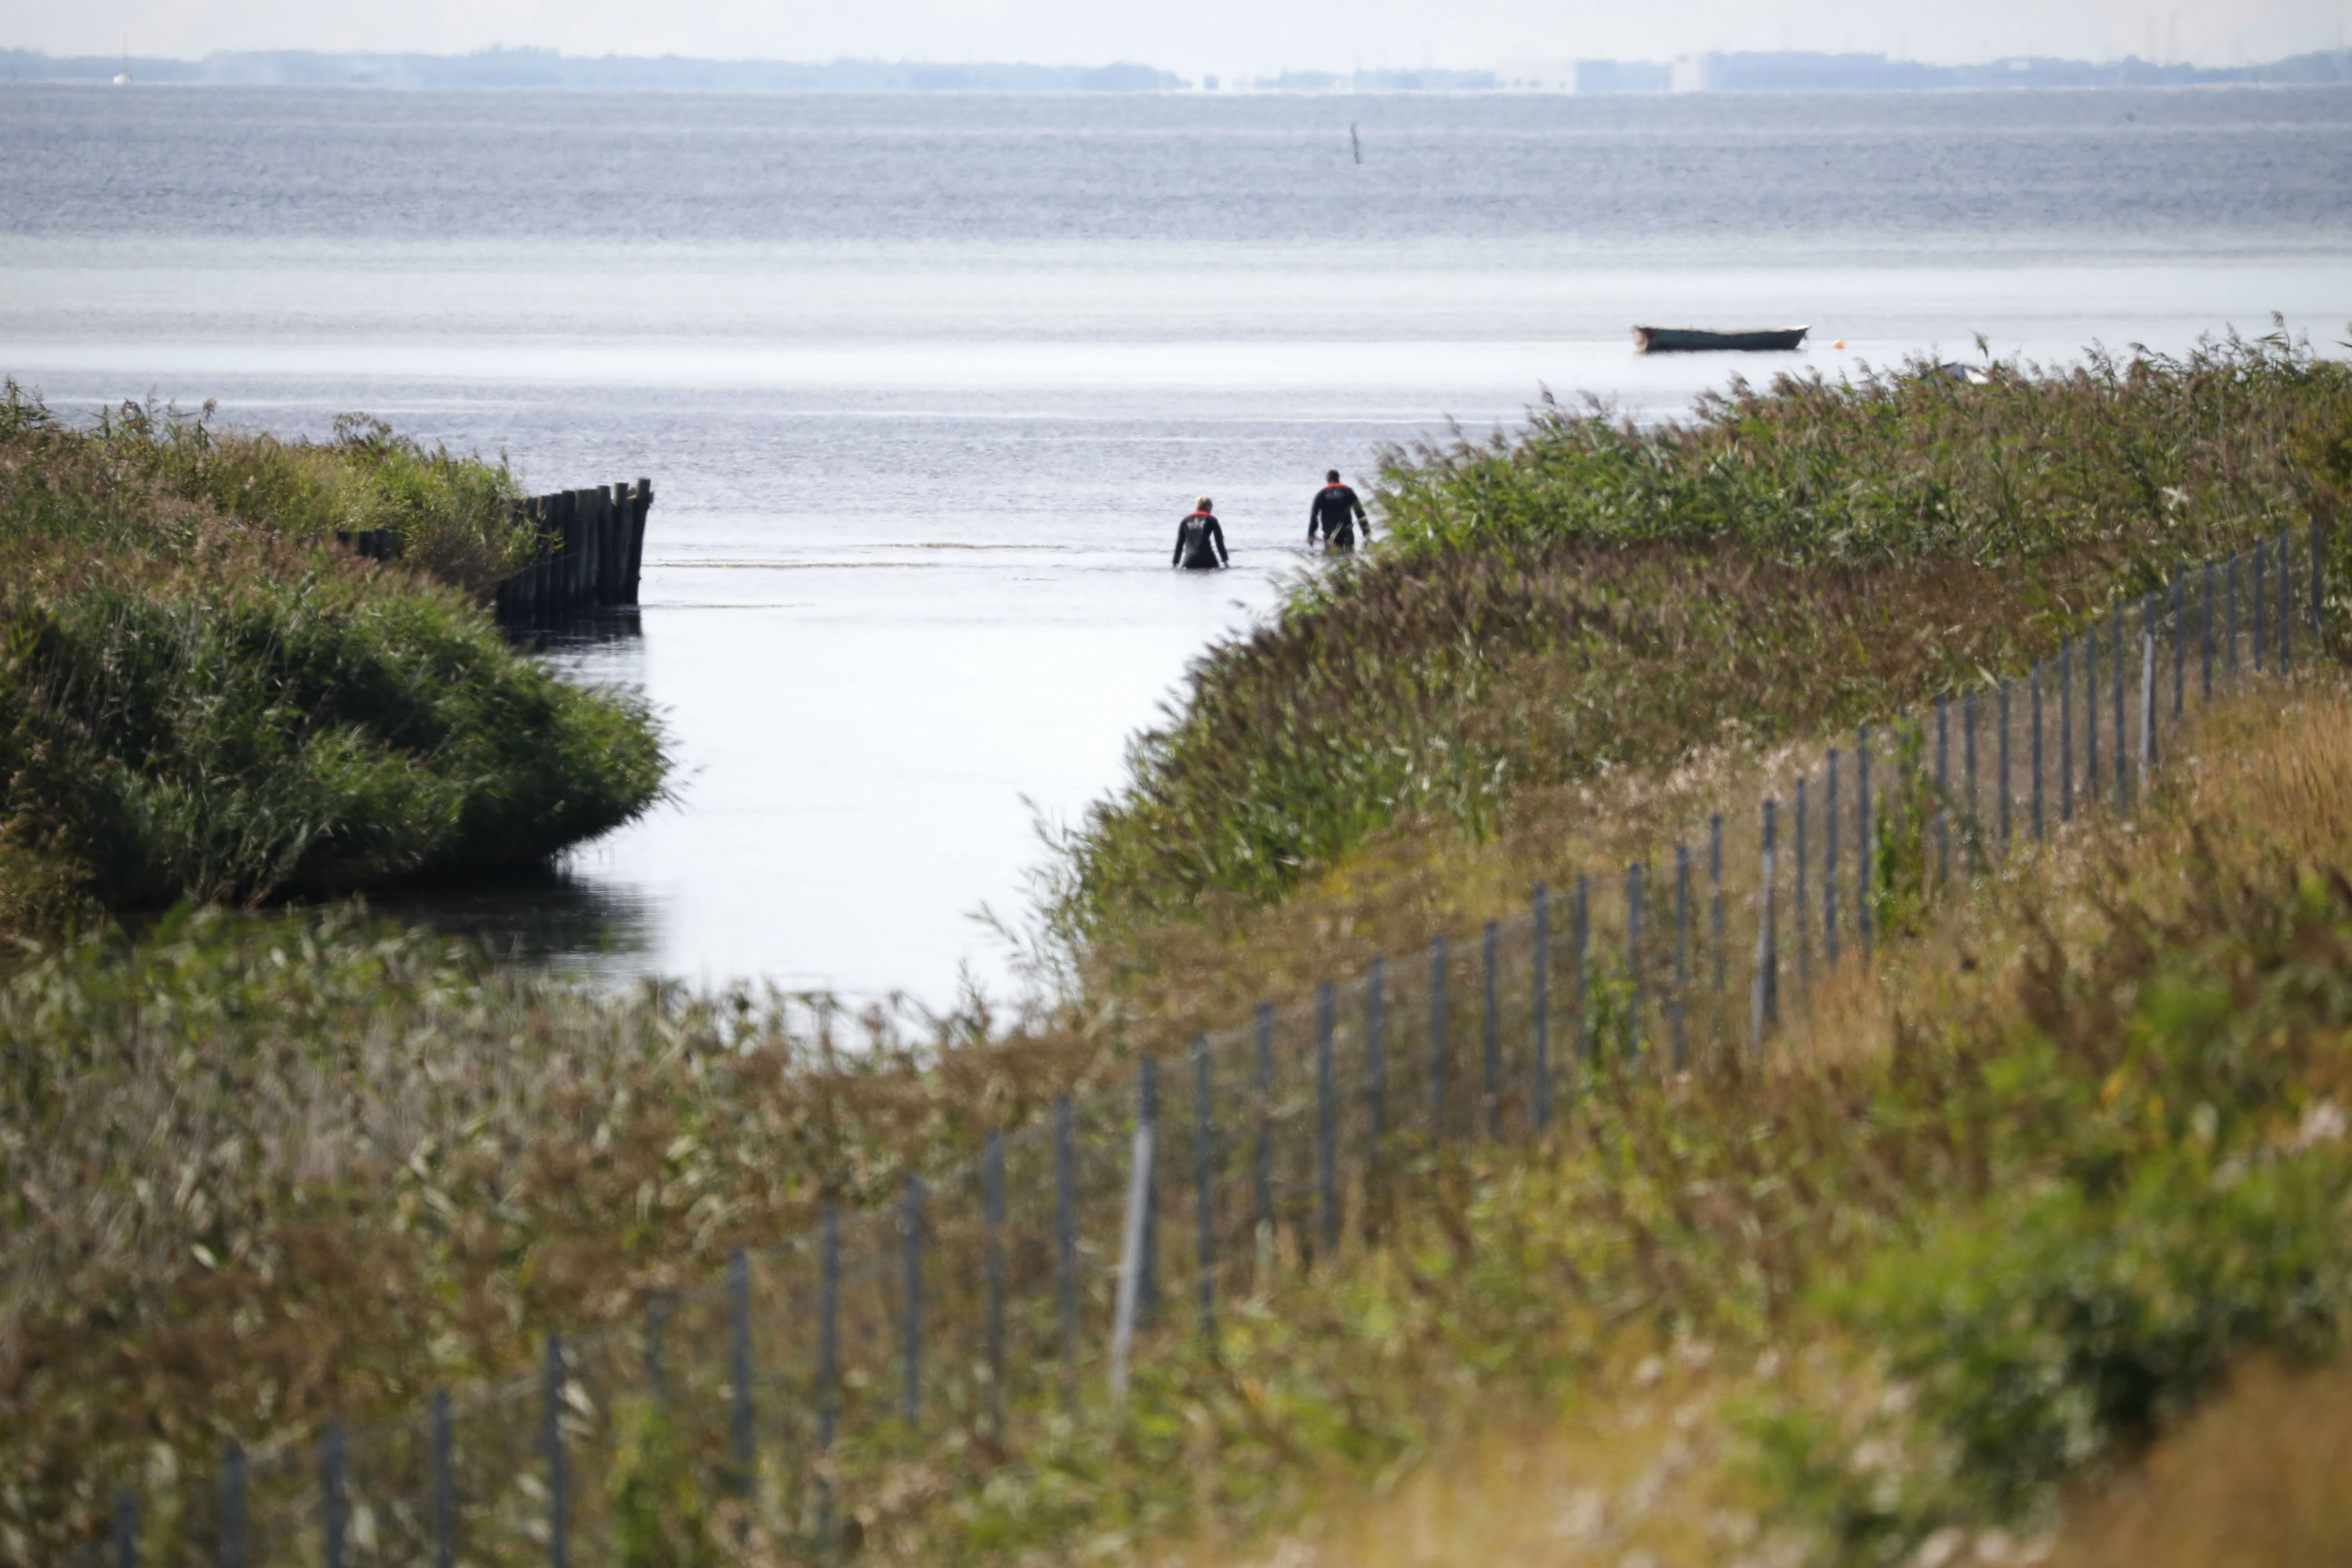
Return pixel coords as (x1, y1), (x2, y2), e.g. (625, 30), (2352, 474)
(96, 522), (2330, 1566)
(491, 481), (652, 625)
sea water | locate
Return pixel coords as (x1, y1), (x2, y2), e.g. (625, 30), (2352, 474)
(2, 83), (2347, 1004)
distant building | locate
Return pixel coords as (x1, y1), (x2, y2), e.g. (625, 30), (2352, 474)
(1573, 60), (1673, 93)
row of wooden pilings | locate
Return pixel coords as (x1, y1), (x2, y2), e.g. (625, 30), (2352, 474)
(493, 480), (654, 626)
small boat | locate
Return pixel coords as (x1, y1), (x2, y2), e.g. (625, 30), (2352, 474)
(1633, 325), (1810, 354)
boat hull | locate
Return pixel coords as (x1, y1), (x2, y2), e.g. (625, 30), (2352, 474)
(1634, 325), (1810, 354)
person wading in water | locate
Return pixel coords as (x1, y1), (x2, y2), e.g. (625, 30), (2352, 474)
(1308, 470), (1370, 551)
(1173, 496), (1229, 570)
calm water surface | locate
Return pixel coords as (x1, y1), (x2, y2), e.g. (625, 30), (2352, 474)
(3, 84), (2347, 1002)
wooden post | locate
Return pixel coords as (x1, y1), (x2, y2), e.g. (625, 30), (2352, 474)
(626, 478), (653, 604)
(818, 1207), (839, 1544)
(1934, 695), (1949, 890)
(1252, 1004), (1275, 1245)
(1426, 938), (1446, 1135)
(1054, 1097), (1076, 1399)
(1135, 1060), (1160, 1316)
(1530, 887), (1551, 1131)
(1624, 863), (1643, 1059)
(728, 1251), (753, 1493)
(321, 1422), (348, 1568)
(429, 1392), (452, 1568)
(985, 1132), (1006, 1439)
(1316, 983), (1339, 1248)
(1366, 956), (1388, 1149)
(1192, 1036), (1216, 1341)
(902, 1177), (924, 1427)
(112, 1489), (136, 1568)
(1479, 923), (1500, 1135)
(1708, 815), (1725, 992)
(544, 1335), (569, 1568)
(1573, 876), (1591, 1069)
(1671, 845), (1690, 1071)
(2085, 622), (2100, 806)
(1857, 729), (1873, 956)
(223, 1441), (250, 1568)
(2060, 638), (2074, 822)
(1823, 749), (1839, 964)
(2172, 564), (2187, 719)
(1751, 799), (1779, 1050)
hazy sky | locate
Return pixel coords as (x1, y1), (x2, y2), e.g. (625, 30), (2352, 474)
(6, 0), (2347, 78)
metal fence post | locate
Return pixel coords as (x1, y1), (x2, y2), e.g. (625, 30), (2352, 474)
(1625, 863), (1644, 1059)
(1054, 1096), (1076, 1398)
(428, 1392), (452, 1568)
(1823, 749), (1840, 965)
(1136, 1060), (1159, 1316)
(1316, 983), (1339, 1250)
(1192, 1036), (1216, 1341)
(1672, 845), (1690, 1071)
(1531, 888), (1552, 1132)
(320, 1421), (347, 1568)
(1751, 798), (1779, 1049)
(985, 1131), (1006, 1439)
(1857, 729), (1873, 956)
(1426, 939), (1446, 1134)
(728, 1249), (753, 1492)
(223, 1441), (250, 1568)
(544, 1335), (569, 1568)
(1479, 923), (1500, 1135)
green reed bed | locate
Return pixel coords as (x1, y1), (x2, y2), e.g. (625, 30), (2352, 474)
(1044, 333), (2352, 985)
(0, 384), (665, 921)
(0, 906), (1087, 1560)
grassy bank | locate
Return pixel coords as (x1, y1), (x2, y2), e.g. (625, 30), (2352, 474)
(1041, 333), (2352, 1047)
(858, 672), (2352, 1567)
(0, 385), (664, 920)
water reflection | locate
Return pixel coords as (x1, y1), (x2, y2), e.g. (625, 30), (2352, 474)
(362, 863), (662, 974)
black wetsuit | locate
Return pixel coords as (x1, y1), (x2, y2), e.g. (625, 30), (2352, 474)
(1174, 510), (1229, 569)
(1309, 484), (1369, 550)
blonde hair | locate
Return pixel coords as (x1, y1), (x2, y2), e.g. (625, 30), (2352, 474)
(1196, 496), (1214, 511)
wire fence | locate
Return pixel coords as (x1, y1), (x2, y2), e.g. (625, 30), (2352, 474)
(93, 521), (2331, 1567)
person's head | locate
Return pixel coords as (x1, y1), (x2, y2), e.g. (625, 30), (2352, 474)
(1326, 469), (1341, 484)
(1196, 496), (1214, 513)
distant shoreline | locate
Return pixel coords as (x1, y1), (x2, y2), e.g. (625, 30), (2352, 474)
(5, 44), (2348, 96)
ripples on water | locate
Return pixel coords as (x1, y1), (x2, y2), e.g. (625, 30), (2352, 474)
(3, 84), (2347, 1001)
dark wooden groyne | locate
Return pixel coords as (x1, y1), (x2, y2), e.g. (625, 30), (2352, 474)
(493, 480), (654, 625)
